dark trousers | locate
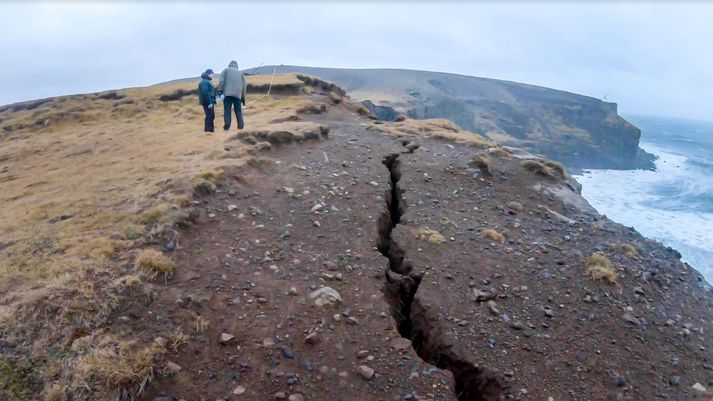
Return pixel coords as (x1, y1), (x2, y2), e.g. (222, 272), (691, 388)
(202, 104), (215, 132)
(223, 96), (244, 130)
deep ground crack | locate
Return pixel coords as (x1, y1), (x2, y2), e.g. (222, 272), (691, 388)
(377, 153), (505, 401)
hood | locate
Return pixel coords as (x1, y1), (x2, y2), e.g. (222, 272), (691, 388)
(200, 72), (212, 80)
(228, 60), (238, 69)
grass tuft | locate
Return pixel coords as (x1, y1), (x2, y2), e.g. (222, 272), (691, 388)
(616, 243), (640, 259)
(543, 160), (566, 177)
(415, 228), (447, 244)
(585, 253), (617, 283)
(470, 153), (492, 175)
(135, 249), (175, 278)
(482, 229), (505, 243)
(520, 159), (554, 179)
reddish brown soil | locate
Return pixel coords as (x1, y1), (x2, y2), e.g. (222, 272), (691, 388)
(110, 102), (712, 401)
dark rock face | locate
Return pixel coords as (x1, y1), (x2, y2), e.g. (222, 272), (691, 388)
(248, 65), (655, 170)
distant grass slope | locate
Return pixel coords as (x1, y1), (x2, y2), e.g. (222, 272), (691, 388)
(246, 65), (654, 170)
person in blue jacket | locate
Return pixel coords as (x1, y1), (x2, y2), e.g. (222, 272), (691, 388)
(198, 69), (216, 133)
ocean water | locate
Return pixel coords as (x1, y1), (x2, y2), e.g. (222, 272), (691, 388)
(574, 115), (713, 284)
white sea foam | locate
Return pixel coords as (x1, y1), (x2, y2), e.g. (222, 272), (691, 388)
(575, 143), (713, 284)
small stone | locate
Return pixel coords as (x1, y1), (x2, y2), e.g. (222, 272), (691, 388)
(332, 314), (342, 322)
(324, 261), (338, 271)
(304, 332), (321, 345)
(220, 333), (235, 345)
(288, 395), (304, 401)
(309, 287), (342, 307)
(281, 346), (295, 358)
(310, 204), (323, 213)
(288, 287), (298, 296)
(263, 338), (275, 347)
(473, 289), (495, 302)
(357, 350), (369, 359)
(154, 337), (168, 348)
(233, 385), (246, 395)
(228, 189), (237, 196)
(391, 337), (411, 351)
(622, 313), (640, 326)
(691, 383), (706, 392)
(356, 365), (375, 380)
(669, 376), (681, 386)
(275, 392), (288, 400)
(486, 300), (500, 316)
(228, 204), (238, 211)
(165, 361), (182, 374)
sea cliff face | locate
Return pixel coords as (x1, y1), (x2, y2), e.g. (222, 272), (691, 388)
(250, 66), (655, 170)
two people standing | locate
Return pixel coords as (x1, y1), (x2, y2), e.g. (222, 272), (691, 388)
(198, 60), (247, 133)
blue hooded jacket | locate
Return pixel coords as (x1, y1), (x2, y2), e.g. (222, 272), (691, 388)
(198, 70), (216, 106)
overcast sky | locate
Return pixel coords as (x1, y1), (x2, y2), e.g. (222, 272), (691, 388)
(1, 1), (712, 121)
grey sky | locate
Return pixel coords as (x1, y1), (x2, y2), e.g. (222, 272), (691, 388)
(1, 1), (712, 121)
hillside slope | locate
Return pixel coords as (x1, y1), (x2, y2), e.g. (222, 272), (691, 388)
(0, 76), (710, 401)
(246, 66), (655, 170)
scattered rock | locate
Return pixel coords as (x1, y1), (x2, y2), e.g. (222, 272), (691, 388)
(154, 336), (168, 348)
(275, 392), (288, 400)
(288, 286), (298, 295)
(669, 376), (681, 386)
(691, 383), (706, 393)
(227, 204), (238, 211)
(220, 333), (235, 345)
(391, 337), (411, 351)
(309, 287), (342, 306)
(165, 361), (182, 374)
(622, 313), (640, 326)
(288, 395), (304, 401)
(356, 365), (375, 380)
(473, 289), (495, 302)
(486, 300), (500, 316)
(304, 332), (321, 345)
(357, 349), (369, 359)
(281, 345), (295, 358)
(233, 385), (246, 395)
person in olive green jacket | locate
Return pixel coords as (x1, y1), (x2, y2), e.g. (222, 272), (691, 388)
(218, 60), (246, 130)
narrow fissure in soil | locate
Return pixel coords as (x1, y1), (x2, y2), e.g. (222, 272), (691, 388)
(377, 153), (505, 401)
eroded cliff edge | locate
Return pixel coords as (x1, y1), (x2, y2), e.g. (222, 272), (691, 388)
(250, 65), (655, 170)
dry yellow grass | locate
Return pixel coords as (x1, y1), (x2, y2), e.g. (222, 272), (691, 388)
(543, 160), (566, 177)
(520, 159), (555, 179)
(193, 313), (209, 333)
(135, 249), (175, 278)
(585, 253), (617, 283)
(0, 73), (324, 400)
(482, 229), (505, 243)
(367, 118), (493, 148)
(415, 228), (447, 244)
(614, 242), (640, 259)
(487, 146), (512, 158)
(470, 153), (492, 175)
(74, 335), (165, 397)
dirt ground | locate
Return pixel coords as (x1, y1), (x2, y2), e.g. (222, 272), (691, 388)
(125, 105), (712, 400)
(2, 76), (712, 401)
